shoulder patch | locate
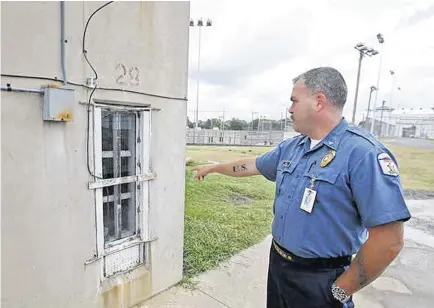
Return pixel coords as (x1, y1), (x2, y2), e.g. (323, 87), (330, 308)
(378, 153), (399, 176)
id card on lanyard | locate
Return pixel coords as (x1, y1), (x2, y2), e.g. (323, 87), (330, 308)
(300, 178), (316, 213)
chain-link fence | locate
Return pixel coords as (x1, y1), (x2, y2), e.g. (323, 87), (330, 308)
(188, 115), (434, 146)
(362, 115), (434, 138)
(186, 129), (286, 146)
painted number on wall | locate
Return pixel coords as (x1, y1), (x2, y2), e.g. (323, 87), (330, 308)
(115, 64), (140, 87)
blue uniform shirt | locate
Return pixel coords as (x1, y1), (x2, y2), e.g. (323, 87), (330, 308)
(256, 119), (411, 258)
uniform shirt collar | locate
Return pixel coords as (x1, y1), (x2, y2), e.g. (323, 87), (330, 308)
(297, 118), (349, 151)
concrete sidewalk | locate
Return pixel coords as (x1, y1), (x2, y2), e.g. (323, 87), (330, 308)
(140, 199), (434, 308)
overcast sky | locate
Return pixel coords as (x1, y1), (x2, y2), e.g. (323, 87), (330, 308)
(187, 0), (434, 124)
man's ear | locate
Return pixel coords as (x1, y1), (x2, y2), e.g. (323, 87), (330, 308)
(315, 93), (327, 111)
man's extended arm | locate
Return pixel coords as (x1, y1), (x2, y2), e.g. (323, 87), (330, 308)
(335, 221), (404, 295)
(191, 157), (260, 181)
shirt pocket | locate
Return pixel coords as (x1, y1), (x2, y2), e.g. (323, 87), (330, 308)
(303, 168), (339, 189)
(276, 162), (298, 196)
(301, 169), (340, 213)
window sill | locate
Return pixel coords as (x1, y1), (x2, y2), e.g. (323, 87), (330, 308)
(84, 236), (158, 266)
(105, 234), (141, 250)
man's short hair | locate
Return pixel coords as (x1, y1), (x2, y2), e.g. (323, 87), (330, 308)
(293, 67), (348, 109)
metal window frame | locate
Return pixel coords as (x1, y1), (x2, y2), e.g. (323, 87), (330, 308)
(96, 108), (141, 247)
(91, 103), (153, 278)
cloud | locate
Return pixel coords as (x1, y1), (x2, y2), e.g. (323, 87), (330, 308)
(406, 65), (434, 79)
(187, 0), (434, 124)
(189, 3), (314, 88)
(192, 35), (300, 88)
(397, 4), (434, 29)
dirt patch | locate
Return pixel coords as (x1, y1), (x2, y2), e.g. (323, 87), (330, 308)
(403, 190), (434, 200)
(226, 194), (253, 205)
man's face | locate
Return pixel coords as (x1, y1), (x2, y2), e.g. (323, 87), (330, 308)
(288, 80), (318, 134)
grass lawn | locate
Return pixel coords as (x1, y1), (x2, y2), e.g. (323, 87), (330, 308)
(186, 146), (272, 162)
(186, 144), (434, 191)
(383, 144), (434, 190)
(183, 170), (275, 280)
(183, 143), (434, 281)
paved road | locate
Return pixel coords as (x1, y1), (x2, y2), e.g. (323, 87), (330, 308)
(355, 199), (434, 307)
(383, 138), (434, 150)
(142, 199), (434, 308)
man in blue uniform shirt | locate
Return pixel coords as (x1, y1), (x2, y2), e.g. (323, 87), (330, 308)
(192, 67), (411, 308)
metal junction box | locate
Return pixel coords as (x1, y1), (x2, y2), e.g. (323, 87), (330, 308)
(42, 86), (75, 122)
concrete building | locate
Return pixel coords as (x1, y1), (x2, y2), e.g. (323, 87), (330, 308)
(1, 2), (189, 308)
(362, 107), (434, 138)
(392, 108), (434, 138)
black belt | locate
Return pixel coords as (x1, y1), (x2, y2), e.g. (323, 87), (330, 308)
(272, 239), (352, 269)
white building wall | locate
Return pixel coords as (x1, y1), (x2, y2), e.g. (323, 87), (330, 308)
(1, 1), (189, 307)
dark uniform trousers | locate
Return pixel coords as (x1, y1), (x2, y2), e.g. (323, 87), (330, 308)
(267, 242), (355, 308)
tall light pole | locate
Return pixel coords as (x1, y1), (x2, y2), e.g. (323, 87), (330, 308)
(388, 70), (397, 131)
(389, 70), (397, 108)
(258, 116), (265, 132)
(379, 100), (386, 137)
(370, 33), (385, 135)
(395, 86), (402, 110)
(394, 87), (402, 137)
(366, 85), (378, 128)
(352, 43), (379, 125)
(189, 18), (212, 134)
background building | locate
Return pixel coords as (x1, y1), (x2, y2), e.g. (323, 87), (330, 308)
(362, 107), (434, 138)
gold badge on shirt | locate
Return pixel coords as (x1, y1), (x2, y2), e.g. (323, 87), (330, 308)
(320, 150), (336, 168)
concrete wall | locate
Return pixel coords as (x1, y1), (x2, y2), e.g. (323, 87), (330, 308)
(1, 1), (189, 307)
